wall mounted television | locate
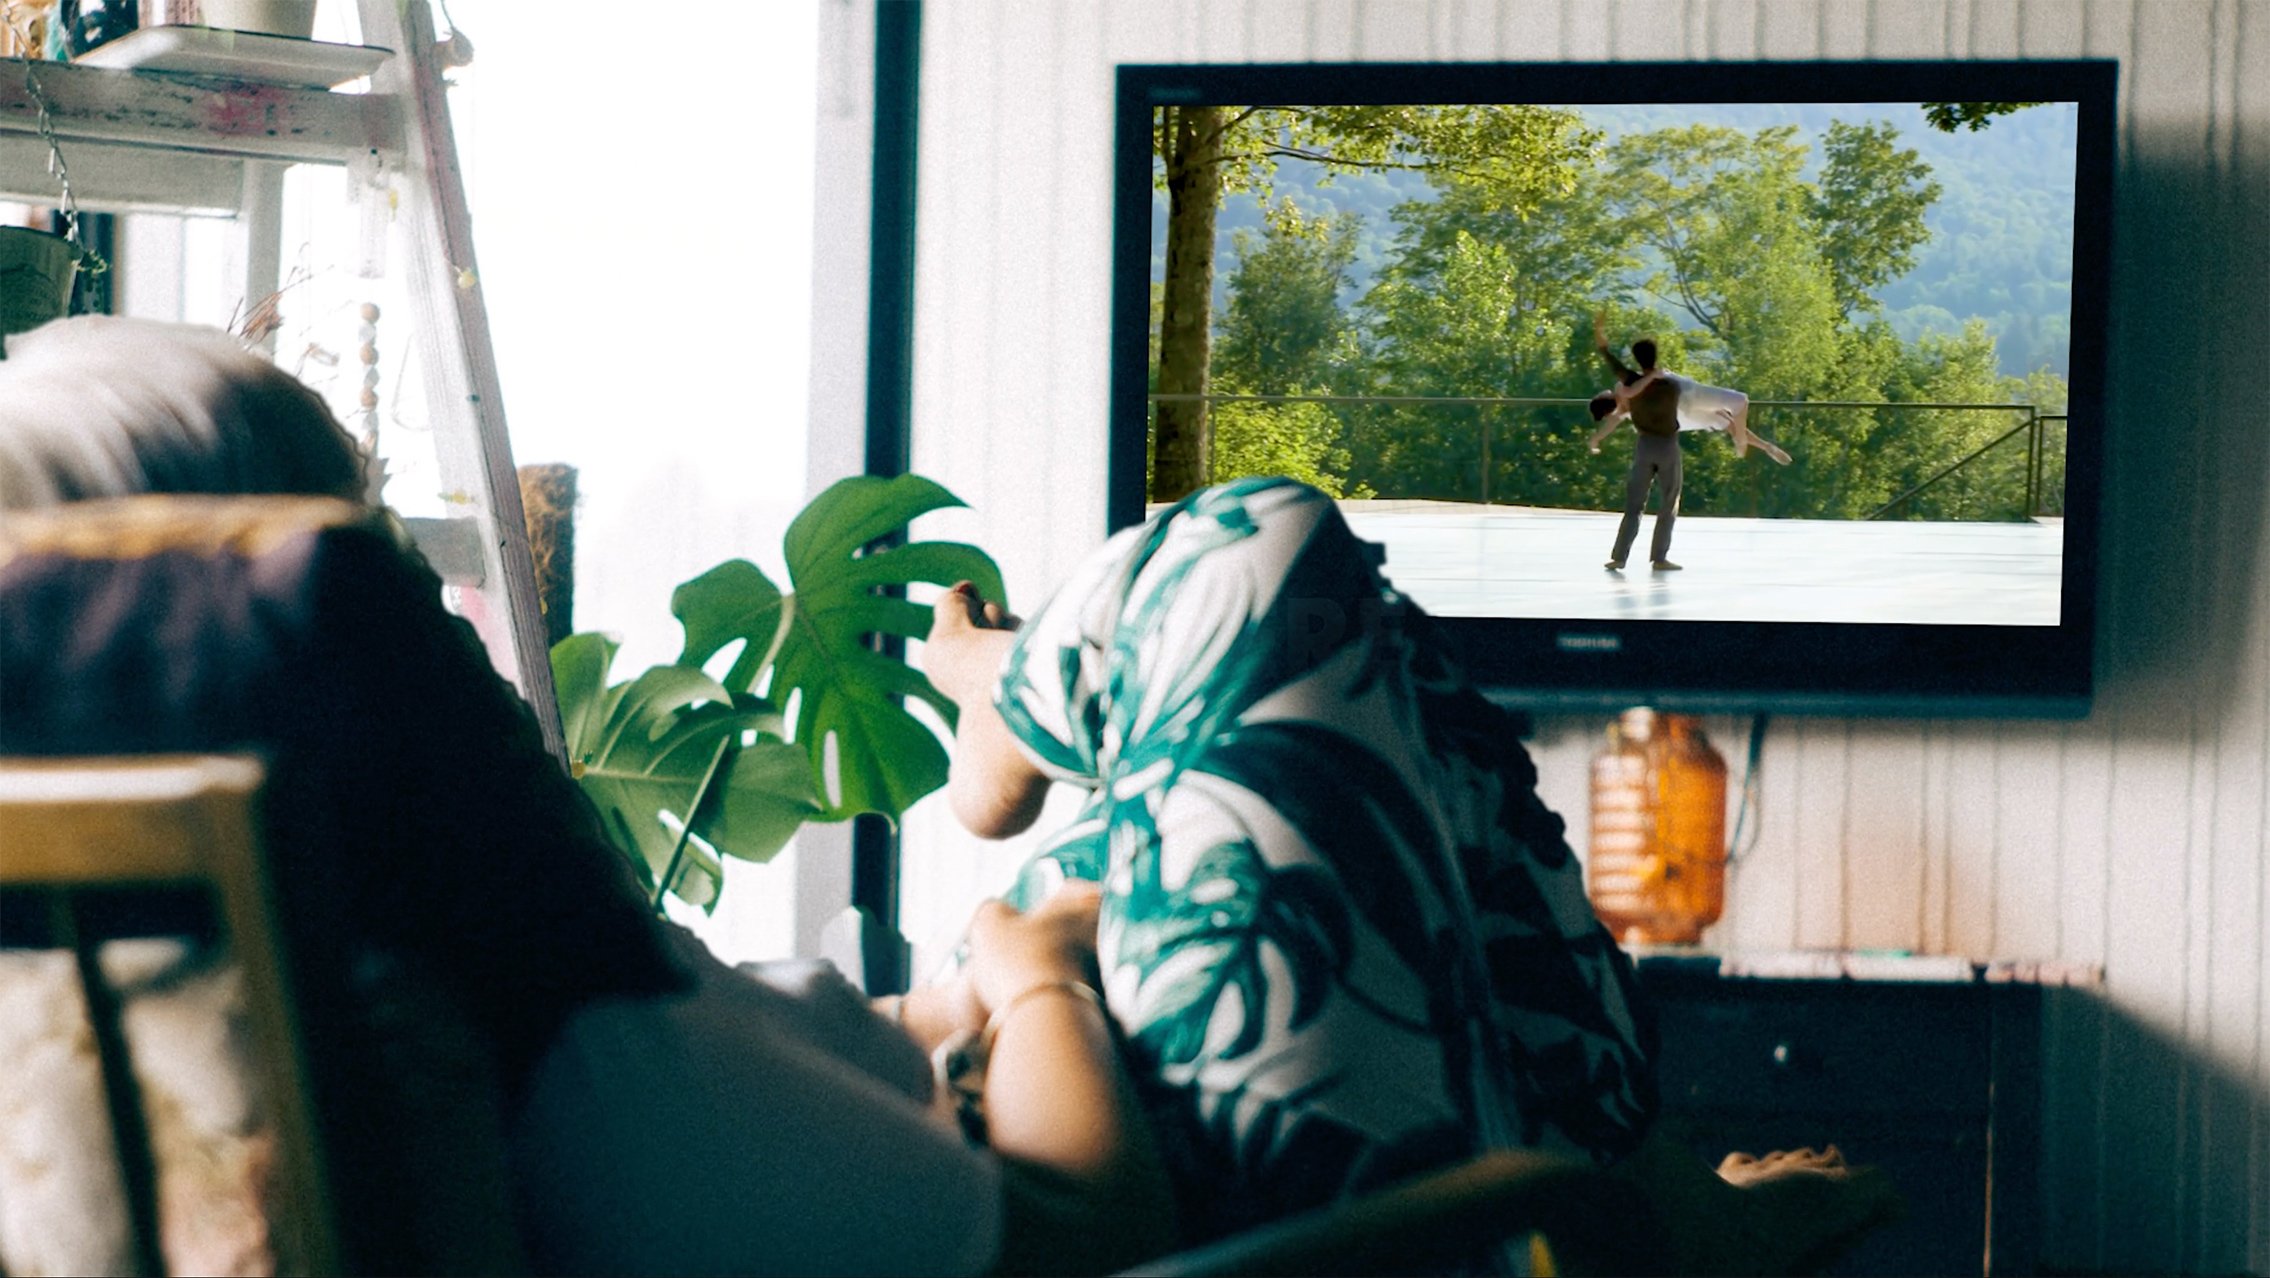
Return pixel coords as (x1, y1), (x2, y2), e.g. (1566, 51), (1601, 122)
(1108, 59), (2115, 717)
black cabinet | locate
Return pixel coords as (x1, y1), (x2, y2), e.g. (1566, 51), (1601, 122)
(1637, 961), (2043, 1277)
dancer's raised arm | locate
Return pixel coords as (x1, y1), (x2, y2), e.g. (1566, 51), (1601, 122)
(1593, 310), (1645, 387)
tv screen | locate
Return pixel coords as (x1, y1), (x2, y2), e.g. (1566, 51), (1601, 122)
(1110, 60), (2114, 716)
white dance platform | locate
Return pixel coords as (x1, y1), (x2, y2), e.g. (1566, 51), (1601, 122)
(1336, 500), (2065, 627)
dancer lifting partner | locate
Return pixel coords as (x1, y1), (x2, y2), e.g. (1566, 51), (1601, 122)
(1585, 378), (1685, 572)
(1586, 314), (1793, 572)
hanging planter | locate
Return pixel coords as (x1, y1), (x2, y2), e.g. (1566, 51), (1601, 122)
(7, 40), (112, 339)
(0, 226), (79, 343)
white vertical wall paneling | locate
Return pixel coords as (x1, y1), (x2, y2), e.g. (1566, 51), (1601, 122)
(795, 0), (881, 961)
(1920, 720), (1952, 953)
(1816, 0), (1873, 58)
(2204, 4), (2268, 1269)
(1053, 0), (1116, 549)
(1701, 0), (1762, 60)
(2167, 5), (2224, 1267)
(1190, 0), (1245, 66)
(904, 0), (1024, 964)
(1435, 0), (1496, 60)
(1245, 0), (1323, 62)
(2244, 11), (2270, 1267)
(1965, 0), (2020, 51)
(1485, 0), (1556, 59)
(1754, 0), (1823, 56)
(1606, 0), (1691, 61)
(1937, 723), (2000, 958)
(1992, 724), (2066, 959)
(899, 0), (978, 964)
(2016, 0), (2088, 58)
(1354, 0), (1434, 59)
(986, 4), (1065, 531)
(2104, 2), (2219, 1270)
(909, 0), (996, 531)
(1788, 719), (1844, 949)
(1553, 0), (1608, 59)
(890, 1), (2270, 1267)
(1307, 0), (1352, 59)
(1302, 0), (1358, 59)
(1724, 714), (1801, 950)
(2035, 3), (2119, 1256)
(1842, 724), (1928, 951)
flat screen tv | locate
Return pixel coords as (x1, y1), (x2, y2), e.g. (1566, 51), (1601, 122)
(1109, 60), (2114, 716)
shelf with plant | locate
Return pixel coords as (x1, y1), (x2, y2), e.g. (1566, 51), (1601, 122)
(550, 474), (1003, 912)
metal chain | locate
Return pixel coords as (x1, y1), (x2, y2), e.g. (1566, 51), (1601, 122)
(18, 39), (110, 309)
(19, 53), (81, 245)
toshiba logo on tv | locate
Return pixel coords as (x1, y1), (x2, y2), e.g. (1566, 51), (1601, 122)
(1556, 633), (1623, 653)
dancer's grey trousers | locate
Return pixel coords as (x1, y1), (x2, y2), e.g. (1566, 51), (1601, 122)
(1611, 432), (1682, 565)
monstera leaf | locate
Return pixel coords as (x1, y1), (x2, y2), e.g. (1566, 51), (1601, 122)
(552, 632), (819, 911)
(669, 474), (1004, 821)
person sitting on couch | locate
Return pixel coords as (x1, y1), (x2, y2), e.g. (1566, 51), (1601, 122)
(919, 474), (1901, 1274)
(0, 314), (1172, 1276)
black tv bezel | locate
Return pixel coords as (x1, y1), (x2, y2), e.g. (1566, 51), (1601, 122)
(1108, 58), (2115, 718)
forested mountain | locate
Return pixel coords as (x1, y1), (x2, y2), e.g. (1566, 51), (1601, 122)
(1169, 100), (2077, 379)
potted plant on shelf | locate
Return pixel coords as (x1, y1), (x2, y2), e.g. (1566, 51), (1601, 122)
(0, 225), (81, 341)
(550, 473), (1003, 912)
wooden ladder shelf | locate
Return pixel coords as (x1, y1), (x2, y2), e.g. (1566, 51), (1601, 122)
(0, 0), (561, 751)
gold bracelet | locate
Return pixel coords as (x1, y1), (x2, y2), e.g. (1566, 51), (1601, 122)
(977, 979), (1105, 1057)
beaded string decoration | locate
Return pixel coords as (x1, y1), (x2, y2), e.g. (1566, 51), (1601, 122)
(356, 301), (381, 440)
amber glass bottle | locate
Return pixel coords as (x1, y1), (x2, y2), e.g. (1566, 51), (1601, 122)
(1587, 708), (1728, 945)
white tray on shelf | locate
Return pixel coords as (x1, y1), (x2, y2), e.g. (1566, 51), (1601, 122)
(72, 25), (391, 88)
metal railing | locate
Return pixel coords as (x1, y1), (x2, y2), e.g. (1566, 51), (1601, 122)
(1149, 392), (2067, 521)
(1862, 410), (2066, 521)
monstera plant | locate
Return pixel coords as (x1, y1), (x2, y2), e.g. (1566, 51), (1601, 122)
(550, 474), (1004, 911)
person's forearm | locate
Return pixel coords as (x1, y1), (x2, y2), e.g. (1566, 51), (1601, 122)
(949, 691), (1051, 838)
(986, 989), (1174, 1274)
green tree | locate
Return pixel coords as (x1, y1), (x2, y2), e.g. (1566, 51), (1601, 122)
(1150, 102), (1600, 501)
(1922, 102), (2050, 132)
(1602, 125), (1843, 363)
(1877, 320), (2030, 521)
(1811, 120), (1943, 316)
(1352, 229), (1568, 502)
(1215, 199), (1360, 395)
(1209, 397), (1373, 499)
(1208, 201), (1371, 497)
(1366, 175), (1644, 510)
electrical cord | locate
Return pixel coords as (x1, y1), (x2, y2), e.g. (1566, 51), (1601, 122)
(1726, 712), (1768, 865)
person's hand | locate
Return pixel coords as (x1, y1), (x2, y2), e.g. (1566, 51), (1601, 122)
(1588, 444), (1602, 455)
(923, 581), (1020, 709)
(892, 965), (991, 1054)
(941, 578), (1019, 632)
(963, 881), (1104, 1015)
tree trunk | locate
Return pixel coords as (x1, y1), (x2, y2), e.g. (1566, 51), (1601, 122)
(1153, 105), (1226, 503)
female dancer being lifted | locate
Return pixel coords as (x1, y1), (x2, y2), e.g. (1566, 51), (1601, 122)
(1587, 313), (1793, 465)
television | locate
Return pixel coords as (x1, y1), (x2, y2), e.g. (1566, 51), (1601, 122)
(1108, 60), (2114, 716)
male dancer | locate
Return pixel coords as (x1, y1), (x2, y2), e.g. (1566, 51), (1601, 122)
(1588, 316), (1691, 571)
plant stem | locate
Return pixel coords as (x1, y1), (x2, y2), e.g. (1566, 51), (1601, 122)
(653, 735), (737, 915)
